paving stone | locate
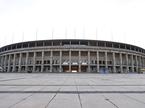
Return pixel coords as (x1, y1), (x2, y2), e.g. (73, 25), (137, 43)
(0, 73), (145, 108)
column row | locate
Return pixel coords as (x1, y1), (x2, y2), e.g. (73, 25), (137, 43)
(0, 50), (145, 73)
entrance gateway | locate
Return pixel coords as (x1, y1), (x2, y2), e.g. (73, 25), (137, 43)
(62, 66), (79, 72)
(62, 66), (88, 72)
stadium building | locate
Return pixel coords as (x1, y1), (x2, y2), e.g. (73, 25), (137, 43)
(0, 39), (145, 73)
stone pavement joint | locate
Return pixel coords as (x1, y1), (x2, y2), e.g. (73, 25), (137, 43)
(0, 91), (145, 94)
(105, 98), (119, 108)
(0, 78), (25, 82)
(0, 73), (145, 108)
(75, 79), (83, 108)
(124, 95), (145, 105)
(8, 94), (33, 108)
(45, 83), (64, 108)
(44, 93), (58, 108)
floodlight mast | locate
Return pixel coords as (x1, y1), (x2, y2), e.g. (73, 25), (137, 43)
(52, 28), (54, 40)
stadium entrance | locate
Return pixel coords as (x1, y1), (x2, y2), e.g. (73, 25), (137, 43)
(71, 66), (78, 72)
(62, 66), (79, 72)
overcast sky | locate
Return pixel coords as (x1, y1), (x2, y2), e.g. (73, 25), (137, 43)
(0, 0), (145, 48)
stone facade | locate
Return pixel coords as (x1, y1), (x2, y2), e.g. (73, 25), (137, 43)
(0, 39), (145, 73)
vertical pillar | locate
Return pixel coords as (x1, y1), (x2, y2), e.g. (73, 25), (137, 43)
(18, 53), (22, 72)
(88, 51), (90, 72)
(142, 57), (144, 68)
(139, 56), (141, 71)
(105, 51), (108, 71)
(0, 56), (3, 70)
(120, 53), (123, 73)
(59, 50), (62, 72)
(126, 53), (129, 73)
(141, 57), (143, 68)
(79, 51), (81, 72)
(25, 52), (28, 72)
(3, 56), (5, 67)
(33, 52), (36, 72)
(131, 54), (134, 73)
(113, 52), (116, 73)
(7, 54), (11, 72)
(50, 50), (53, 72)
(69, 50), (71, 72)
(143, 57), (145, 68)
(136, 55), (138, 73)
(0, 56), (1, 66)
(0, 56), (2, 67)
(0, 56), (3, 67)
(4, 55), (7, 71)
(0, 56), (2, 66)
(12, 54), (16, 72)
(97, 51), (99, 73)
(41, 51), (44, 72)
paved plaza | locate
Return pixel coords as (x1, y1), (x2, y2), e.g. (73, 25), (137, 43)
(0, 73), (145, 108)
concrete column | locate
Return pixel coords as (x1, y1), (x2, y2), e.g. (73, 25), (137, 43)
(69, 50), (71, 72)
(142, 56), (144, 68)
(79, 51), (81, 72)
(131, 54), (134, 73)
(4, 55), (7, 71)
(126, 53), (129, 73)
(25, 52), (28, 72)
(0, 56), (2, 66)
(143, 57), (145, 68)
(41, 51), (44, 72)
(7, 54), (11, 72)
(0, 56), (1, 66)
(18, 53), (22, 72)
(141, 57), (143, 68)
(0, 56), (2, 67)
(12, 54), (16, 72)
(50, 50), (53, 72)
(1, 56), (4, 67)
(105, 51), (108, 70)
(33, 52), (36, 72)
(139, 56), (141, 70)
(120, 53), (123, 73)
(113, 52), (116, 73)
(97, 51), (99, 73)
(88, 51), (90, 72)
(2, 56), (4, 66)
(59, 50), (62, 72)
(1, 56), (3, 67)
(136, 55), (138, 73)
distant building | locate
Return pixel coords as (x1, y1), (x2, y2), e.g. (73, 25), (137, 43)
(0, 39), (145, 73)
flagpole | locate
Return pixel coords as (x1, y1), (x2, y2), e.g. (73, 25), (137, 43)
(12, 32), (14, 44)
(96, 28), (97, 40)
(83, 26), (85, 39)
(22, 32), (24, 42)
(52, 28), (54, 40)
(74, 28), (76, 39)
(65, 27), (67, 39)
(36, 29), (38, 40)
